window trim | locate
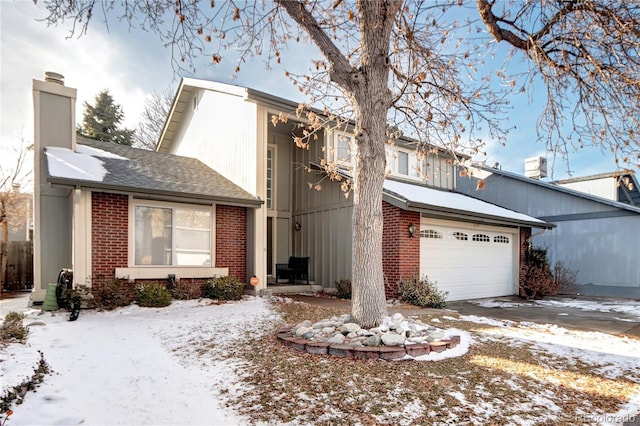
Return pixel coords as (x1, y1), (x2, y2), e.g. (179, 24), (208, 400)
(266, 144), (276, 210)
(420, 229), (443, 239)
(386, 146), (422, 181)
(328, 130), (353, 165)
(128, 197), (216, 268)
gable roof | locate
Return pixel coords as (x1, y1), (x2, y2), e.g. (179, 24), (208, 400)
(472, 166), (640, 215)
(156, 77), (469, 159)
(383, 178), (553, 229)
(44, 137), (262, 207)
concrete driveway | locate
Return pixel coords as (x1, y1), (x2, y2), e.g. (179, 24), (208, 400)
(289, 293), (640, 339)
(447, 295), (640, 338)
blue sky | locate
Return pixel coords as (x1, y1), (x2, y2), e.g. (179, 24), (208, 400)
(0, 1), (620, 183)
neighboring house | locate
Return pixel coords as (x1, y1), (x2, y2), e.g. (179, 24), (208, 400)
(555, 172), (640, 207)
(31, 74), (261, 301)
(457, 166), (640, 298)
(4, 193), (33, 242)
(156, 78), (552, 300)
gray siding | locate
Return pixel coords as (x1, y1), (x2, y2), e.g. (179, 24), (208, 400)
(457, 172), (640, 298)
(291, 129), (353, 287)
(37, 92), (74, 289)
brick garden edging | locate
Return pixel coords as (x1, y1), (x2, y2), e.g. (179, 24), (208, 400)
(277, 328), (461, 360)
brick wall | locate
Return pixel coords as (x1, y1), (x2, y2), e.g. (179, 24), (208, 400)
(382, 201), (420, 298)
(215, 205), (247, 282)
(519, 227), (532, 288)
(92, 192), (129, 282)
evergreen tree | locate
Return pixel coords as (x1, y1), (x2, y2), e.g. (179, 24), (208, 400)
(78, 90), (135, 146)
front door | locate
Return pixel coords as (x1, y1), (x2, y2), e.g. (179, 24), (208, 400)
(267, 217), (273, 276)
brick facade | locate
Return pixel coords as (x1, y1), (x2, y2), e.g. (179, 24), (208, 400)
(215, 205), (247, 282)
(382, 201), (421, 299)
(91, 193), (247, 285)
(519, 227), (532, 288)
(92, 192), (129, 282)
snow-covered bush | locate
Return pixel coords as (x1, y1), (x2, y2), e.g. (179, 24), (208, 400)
(397, 275), (447, 308)
(204, 276), (244, 301)
(0, 312), (28, 344)
(135, 283), (172, 307)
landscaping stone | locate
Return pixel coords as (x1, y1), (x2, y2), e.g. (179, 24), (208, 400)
(381, 333), (406, 347)
(340, 323), (361, 334)
(363, 334), (381, 347)
(276, 314), (462, 360)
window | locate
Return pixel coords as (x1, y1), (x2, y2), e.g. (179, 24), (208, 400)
(472, 234), (490, 242)
(398, 151), (409, 175)
(420, 229), (443, 239)
(134, 203), (212, 266)
(266, 146), (274, 209)
(494, 235), (510, 244)
(330, 131), (352, 164)
(386, 147), (421, 179)
(452, 231), (468, 241)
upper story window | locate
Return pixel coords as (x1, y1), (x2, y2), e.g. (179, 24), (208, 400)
(328, 131), (353, 164)
(134, 201), (213, 267)
(386, 147), (421, 179)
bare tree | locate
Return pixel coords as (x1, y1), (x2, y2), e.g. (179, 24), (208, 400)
(40, 0), (640, 327)
(135, 88), (174, 151)
(1, 139), (32, 291)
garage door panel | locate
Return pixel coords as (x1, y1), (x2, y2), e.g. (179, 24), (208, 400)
(420, 221), (516, 301)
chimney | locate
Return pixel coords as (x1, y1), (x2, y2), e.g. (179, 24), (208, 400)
(524, 156), (548, 180)
(32, 72), (77, 295)
(44, 71), (65, 85)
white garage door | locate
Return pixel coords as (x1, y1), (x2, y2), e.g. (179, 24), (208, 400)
(419, 219), (517, 301)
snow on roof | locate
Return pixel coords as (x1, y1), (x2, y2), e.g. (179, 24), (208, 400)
(45, 146), (120, 182)
(383, 179), (548, 226)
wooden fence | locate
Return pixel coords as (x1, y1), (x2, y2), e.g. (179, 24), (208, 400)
(1, 241), (33, 292)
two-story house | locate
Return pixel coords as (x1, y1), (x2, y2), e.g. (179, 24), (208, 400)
(157, 78), (552, 300)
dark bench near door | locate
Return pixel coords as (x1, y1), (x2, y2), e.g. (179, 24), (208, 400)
(275, 256), (310, 284)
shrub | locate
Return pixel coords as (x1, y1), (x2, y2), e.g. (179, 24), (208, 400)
(204, 276), (244, 301)
(520, 246), (555, 300)
(136, 283), (172, 307)
(553, 261), (579, 294)
(0, 312), (29, 344)
(169, 278), (204, 300)
(335, 279), (352, 299)
(69, 285), (96, 309)
(92, 279), (135, 310)
(397, 275), (448, 309)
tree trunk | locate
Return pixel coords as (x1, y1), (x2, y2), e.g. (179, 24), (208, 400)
(347, 0), (399, 328)
(277, 0), (399, 327)
(349, 103), (389, 328)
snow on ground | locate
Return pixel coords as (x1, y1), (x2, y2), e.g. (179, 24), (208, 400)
(471, 297), (640, 320)
(456, 305), (640, 424)
(1, 297), (280, 426)
(1, 296), (639, 425)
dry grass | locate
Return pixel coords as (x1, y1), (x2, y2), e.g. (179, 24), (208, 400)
(217, 300), (638, 425)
